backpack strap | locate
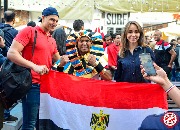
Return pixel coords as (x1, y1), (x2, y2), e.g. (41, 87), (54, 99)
(161, 41), (165, 51)
(32, 30), (37, 56)
(29, 28), (37, 61)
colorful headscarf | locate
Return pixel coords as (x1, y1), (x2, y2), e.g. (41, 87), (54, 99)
(54, 30), (107, 77)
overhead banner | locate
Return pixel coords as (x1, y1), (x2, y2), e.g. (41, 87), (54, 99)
(39, 71), (168, 130)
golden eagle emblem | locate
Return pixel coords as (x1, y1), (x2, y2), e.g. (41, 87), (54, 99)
(90, 110), (110, 130)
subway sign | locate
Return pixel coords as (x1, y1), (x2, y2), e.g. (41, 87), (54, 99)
(105, 12), (130, 27)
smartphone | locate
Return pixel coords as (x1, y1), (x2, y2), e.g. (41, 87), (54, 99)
(139, 53), (156, 76)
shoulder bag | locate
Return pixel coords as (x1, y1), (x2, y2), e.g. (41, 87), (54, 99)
(0, 30), (37, 109)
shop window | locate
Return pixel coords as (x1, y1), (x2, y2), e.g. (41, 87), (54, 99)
(107, 27), (114, 35)
(116, 28), (122, 34)
(107, 27), (123, 35)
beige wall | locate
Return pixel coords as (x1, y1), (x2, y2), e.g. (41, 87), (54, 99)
(29, 11), (41, 23)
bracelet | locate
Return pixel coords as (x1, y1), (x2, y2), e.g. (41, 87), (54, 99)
(94, 62), (104, 73)
(165, 85), (176, 93)
(57, 66), (64, 72)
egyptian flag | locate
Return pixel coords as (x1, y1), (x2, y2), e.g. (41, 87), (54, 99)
(39, 71), (168, 130)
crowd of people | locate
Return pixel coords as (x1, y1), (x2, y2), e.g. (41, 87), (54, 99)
(0, 6), (180, 130)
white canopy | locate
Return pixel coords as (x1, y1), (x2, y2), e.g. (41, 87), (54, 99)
(2, 0), (180, 20)
(160, 25), (180, 36)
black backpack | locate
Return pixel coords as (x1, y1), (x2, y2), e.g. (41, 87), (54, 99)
(0, 29), (37, 109)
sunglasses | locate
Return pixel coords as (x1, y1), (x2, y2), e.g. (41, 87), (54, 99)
(80, 40), (91, 43)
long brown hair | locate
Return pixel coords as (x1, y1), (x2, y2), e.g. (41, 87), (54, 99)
(119, 21), (146, 58)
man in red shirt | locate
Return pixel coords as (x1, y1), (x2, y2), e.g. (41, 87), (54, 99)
(103, 34), (113, 50)
(7, 7), (69, 129)
(107, 33), (121, 77)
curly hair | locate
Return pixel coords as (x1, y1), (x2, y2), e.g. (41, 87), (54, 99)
(73, 19), (84, 32)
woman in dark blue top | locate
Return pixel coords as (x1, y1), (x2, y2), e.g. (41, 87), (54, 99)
(114, 21), (155, 83)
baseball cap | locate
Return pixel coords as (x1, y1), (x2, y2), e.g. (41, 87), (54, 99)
(39, 7), (59, 22)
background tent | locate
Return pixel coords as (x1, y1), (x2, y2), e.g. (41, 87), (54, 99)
(1, 0), (180, 20)
(160, 25), (180, 36)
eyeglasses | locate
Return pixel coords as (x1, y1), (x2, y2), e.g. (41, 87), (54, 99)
(80, 40), (90, 43)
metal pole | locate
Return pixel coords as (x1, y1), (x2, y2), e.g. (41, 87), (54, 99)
(4, 0), (8, 12)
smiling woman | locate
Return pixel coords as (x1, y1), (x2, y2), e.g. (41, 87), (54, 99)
(114, 21), (155, 83)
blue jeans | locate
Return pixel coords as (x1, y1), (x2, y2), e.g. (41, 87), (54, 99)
(4, 109), (10, 119)
(22, 84), (40, 130)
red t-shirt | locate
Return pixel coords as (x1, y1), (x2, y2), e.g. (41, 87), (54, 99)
(103, 42), (107, 49)
(14, 26), (58, 84)
(107, 43), (120, 67)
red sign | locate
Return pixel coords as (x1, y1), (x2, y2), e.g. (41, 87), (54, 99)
(173, 14), (180, 21)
